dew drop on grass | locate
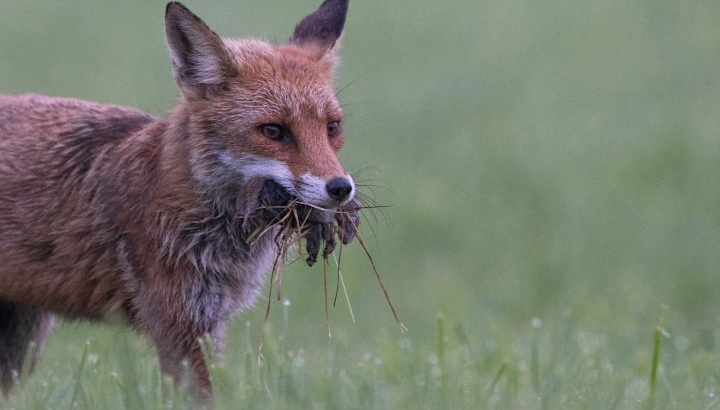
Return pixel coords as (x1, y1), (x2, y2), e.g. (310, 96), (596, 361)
(674, 336), (689, 351)
(88, 354), (98, 365)
(624, 379), (649, 403)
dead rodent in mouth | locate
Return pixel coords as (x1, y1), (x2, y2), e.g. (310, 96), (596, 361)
(256, 179), (361, 266)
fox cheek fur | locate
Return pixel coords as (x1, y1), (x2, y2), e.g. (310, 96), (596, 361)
(0, 0), (353, 400)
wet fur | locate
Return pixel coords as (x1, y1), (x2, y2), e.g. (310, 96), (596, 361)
(0, 0), (352, 400)
(0, 93), (280, 397)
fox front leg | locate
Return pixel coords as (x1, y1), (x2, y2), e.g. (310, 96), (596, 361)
(151, 325), (214, 402)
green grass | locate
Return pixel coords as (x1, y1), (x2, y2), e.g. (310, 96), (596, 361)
(2, 0), (720, 408)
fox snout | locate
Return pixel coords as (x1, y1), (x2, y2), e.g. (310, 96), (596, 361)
(295, 172), (355, 208)
(326, 177), (353, 202)
(255, 172), (355, 217)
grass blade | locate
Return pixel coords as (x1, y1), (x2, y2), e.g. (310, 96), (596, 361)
(68, 342), (89, 410)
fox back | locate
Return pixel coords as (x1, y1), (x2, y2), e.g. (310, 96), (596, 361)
(0, 0), (357, 399)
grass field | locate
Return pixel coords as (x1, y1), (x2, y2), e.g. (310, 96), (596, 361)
(2, 0), (720, 408)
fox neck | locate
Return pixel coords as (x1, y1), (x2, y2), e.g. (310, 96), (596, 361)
(116, 104), (278, 279)
(156, 103), (250, 222)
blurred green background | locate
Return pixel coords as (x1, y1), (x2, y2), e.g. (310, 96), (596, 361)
(1, 0), (720, 408)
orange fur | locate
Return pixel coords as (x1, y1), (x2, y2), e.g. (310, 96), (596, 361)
(0, 0), (354, 400)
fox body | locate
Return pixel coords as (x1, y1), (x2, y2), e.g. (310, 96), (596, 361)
(0, 0), (356, 398)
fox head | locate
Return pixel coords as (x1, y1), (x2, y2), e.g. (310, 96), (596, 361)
(164, 0), (355, 211)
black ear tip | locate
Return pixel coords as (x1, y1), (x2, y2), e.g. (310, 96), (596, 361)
(290, 0), (350, 47)
(322, 0), (349, 10)
(165, 2), (188, 17)
(324, 0), (349, 8)
(319, 0), (349, 24)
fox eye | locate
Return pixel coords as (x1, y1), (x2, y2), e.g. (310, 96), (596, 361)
(327, 121), (341, 138)
(260, 124), (288, 143)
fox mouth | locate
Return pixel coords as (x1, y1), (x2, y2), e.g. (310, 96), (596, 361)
(252, 179), (360, 266)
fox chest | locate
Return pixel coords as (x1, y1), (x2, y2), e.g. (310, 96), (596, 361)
(176, 228), (279, 324)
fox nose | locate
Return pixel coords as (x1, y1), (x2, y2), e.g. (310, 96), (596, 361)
(326, 177), (353, 202)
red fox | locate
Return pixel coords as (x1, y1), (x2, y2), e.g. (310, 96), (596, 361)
(0, 0), (359, 399)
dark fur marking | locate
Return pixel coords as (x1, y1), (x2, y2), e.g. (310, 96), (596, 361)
(0, 301), (21, 335)
(290, 0), (348, 48)
(169, 19), (196, 82)
(0, 301), (50, 392)
(20, 240), (54, 262)
(57, 114), (152, 179)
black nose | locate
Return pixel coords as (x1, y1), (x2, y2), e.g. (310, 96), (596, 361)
(326, 177), (353, 201)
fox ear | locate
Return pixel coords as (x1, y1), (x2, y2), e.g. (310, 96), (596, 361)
(165, 2), (236, 97)
(289, 0), (348, 58)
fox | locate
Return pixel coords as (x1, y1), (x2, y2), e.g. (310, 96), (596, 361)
(0, 0), (360, 399)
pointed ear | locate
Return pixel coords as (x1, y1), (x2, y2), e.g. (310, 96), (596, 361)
(164, 2), (236, 97)
(289, 0), (348, 58)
